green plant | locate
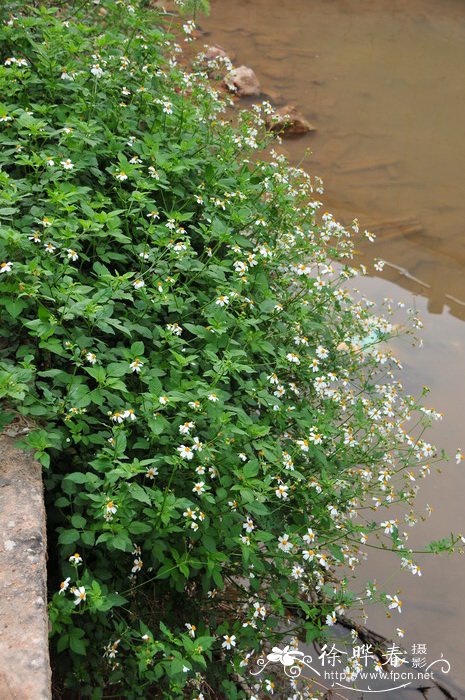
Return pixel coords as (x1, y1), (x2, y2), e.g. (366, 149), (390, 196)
(0, 2), (459, 698)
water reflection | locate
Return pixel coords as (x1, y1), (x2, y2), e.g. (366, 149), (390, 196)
(204, 0), (465, 320)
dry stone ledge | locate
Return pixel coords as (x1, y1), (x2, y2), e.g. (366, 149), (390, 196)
(0, 434), (51, 700)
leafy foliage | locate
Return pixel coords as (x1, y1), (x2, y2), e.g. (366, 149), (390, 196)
(0, 1), (457, 698)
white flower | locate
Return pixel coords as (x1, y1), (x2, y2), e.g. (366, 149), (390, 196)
(66, 249), (78, 261)
(105, 501), (117, 521)
(159, 395), (169, 405)
(58, 577), (71, 594)
(380, 519), (397, 535)
(233, 260), (248, 275)
(243, 517), (254, 533)
(0, 261), (13, 274)
(86, 352), (97, 364)
(73, 586), (87, 605)
(278, 534), (292, 553)
(185, 623), (196, 638)
(253, 602), (266, 619)
(286, 352), (300, 364)
(309, 429), (324, 445)
(192, 481), (205, 495)
(178, 445), (194, 460)
(44, 242), (56, 253)
(315, 345), (329, 359)
(133, 278), (145, 289)
(167, 322), (182, 336)
(291, 564), (304, 579)
(131, 558), (143, 573)
(61, 159), (74, 170)
(182, 19), (196, 35)
(310, 358), (320, 372)
(91, 63), (104, 78)
(275, 483), (289, 499)
(325, 611), (337, 626)
(192, 437), (203, 451)
(46, 157), (55, 166)
(115, 170), (128, 181)
(302, 549), (315, 561)
(386, 594), (402, 613)
(208, 393), (219, 402)
(130, 358), (143, 373)
(179, 421), (194, 435)
(456, 449), (463, 464)
(303, 528), (315, 543)
(222, 634), (236, 650)
(69, 553), (82, 565)
(216, 295), (229, 307)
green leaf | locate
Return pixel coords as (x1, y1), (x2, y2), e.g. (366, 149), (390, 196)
(99, 592), (128, 611)
(71, 514), (87, 529)
(128, 482), (151, 505)
(242, 461), (259, 478)
(58, 529), (80, 545)
(69, 633), (87, 656)
(110, 532), (133, 552)
(131, 341), (145, 356)
(128, 521), (152, 534)
(65, 472), (90, 484)
(4, 298), (27, 318)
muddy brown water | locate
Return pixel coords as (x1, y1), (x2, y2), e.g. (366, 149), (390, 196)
(202, 0), (465, 693)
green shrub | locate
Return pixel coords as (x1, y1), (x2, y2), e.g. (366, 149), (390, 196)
(0, 1), (458, 698)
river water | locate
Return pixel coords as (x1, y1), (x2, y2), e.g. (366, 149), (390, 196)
(202, 0), (465, 693)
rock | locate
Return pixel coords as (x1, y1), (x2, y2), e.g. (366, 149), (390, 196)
(224, 65), (261, 97)
(204, 44), (230, 62)
(266, 104), (316, 136)
(199, 45), (232, 80)
(0, 435), (51, 699)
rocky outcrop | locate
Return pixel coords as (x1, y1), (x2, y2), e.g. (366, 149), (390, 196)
(0, 435), (51, 700)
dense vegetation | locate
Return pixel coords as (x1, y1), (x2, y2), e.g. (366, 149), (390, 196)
(0, 1), (458, 697)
